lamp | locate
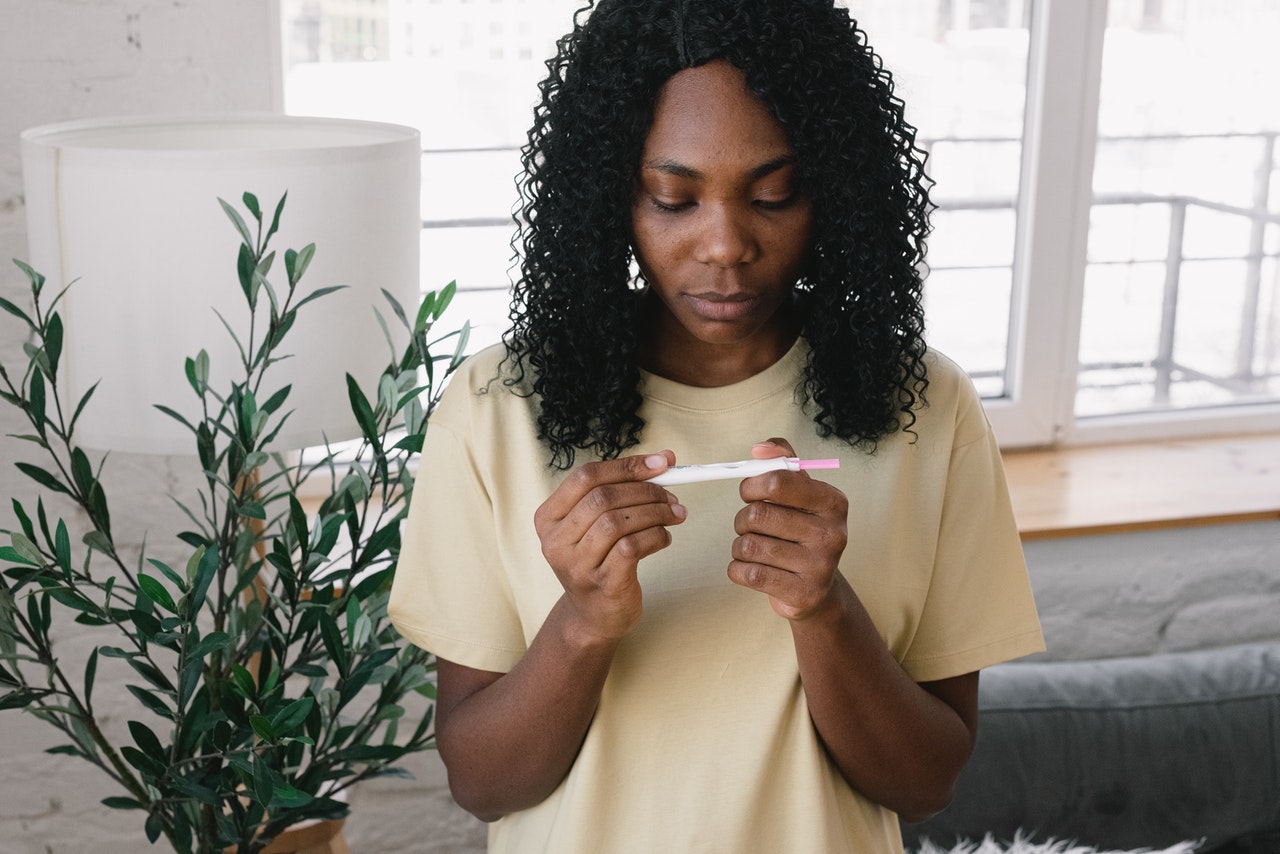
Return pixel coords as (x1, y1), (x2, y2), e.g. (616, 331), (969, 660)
(20, 113), (422, 454)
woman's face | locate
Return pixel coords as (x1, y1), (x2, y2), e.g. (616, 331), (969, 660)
(631, 59), (814, 386)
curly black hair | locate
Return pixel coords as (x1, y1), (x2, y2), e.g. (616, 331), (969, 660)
(504, 0), (933, 469)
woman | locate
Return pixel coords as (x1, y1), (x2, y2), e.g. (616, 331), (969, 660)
(389, 1), (1044, 851)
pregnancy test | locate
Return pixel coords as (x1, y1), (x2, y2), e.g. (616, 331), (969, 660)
(649, 457), (839, 487)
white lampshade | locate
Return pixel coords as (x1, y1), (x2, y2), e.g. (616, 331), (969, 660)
(20, 114), (422, 454)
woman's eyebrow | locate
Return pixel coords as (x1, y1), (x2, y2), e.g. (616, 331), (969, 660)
(641, 155), (797, 180)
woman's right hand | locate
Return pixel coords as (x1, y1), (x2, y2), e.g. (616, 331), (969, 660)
(533, 450), (686, 645)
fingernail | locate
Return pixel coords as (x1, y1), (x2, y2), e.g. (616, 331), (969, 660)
(644, 454), (668, 470)
(753, 441), (778, 448)
(671, 503), (687, 519)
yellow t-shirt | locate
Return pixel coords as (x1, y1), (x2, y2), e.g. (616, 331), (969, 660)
(390, 339), (1044, 853)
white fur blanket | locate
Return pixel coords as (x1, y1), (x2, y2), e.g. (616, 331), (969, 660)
(911, 834), (1201, 854)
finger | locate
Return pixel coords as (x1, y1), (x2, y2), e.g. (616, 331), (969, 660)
(603, 524), (676, 567)
(751, 437), (796, 459)
(726, 558), (804, 602)
(733, 498), (823, 542)
(726, 559), (835, 621)
(738, 468), (846, 512)
(577, 496), (686, 560)
(537, 450), (675, 524)
(730, 529), (812, 569)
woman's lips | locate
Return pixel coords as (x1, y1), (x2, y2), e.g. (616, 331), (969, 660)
(684, 292), (759, 321)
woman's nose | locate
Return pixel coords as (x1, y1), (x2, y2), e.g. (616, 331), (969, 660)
(693, 204), (758, 267)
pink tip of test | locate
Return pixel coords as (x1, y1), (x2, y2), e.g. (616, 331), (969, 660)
(796, 458), (840, 471)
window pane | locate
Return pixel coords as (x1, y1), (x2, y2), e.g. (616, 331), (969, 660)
(1078, 0), (1280, 417)
(849, 1), (1031, 398)
(282, 0), (581, 349)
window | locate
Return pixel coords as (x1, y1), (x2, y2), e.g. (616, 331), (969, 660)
(280, 0), (1280, 448)
(1077, 0), (1280, 423)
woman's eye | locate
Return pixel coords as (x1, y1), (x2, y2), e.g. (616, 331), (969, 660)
(650, 197), (693, 213)
(754, 195), (796, 211)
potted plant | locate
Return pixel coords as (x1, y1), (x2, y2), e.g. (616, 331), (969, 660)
(0, 193), (467, 853)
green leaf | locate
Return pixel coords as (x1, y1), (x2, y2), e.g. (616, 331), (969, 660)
(238, 501), (266, 521)
(137, 574), (177, 613)
(10, 500), (36, 544)
(83, 530), (113, 555)
(218, 197), (254, 248)
(84, 647), (98, 708)
(126, 684), (174, 720)
(382, 288), (410, 330)
(102, 796), (146, 811)
(413, 290), (437, 332)
(187, 545), (217, 614)
(144, 809), (164, 844)
(252, 754), (274, 807)
(146, 558), (187, 593)
(154, 404), (196, 433)
(28, 368), (46, 431)
(128, 719), (166, 760)
(243, 191), (262, 221)
(14, 462), (71, 496)
(0, 688), (52, 711)
(169, 774), (219, 806)
(9, 533), (43, 566)
(391, 433), (424, 454)
(46, 586), (98, 614)
(0, 292), (35, 329)
(69, 448), (94, 498)
(67, 380), (99, 438)
(287, 242), (315, 286)
(177, 658), (201, 713)
(319, 612), (348, 680)
(433, 279), (457, 321)
(125, 654), (176, 692)
(237, 242), (257, 307)
(357, 522), (400, 569)
(288, 494), (309, 550)
(293, 284), (345, 312)
(226, 665), (253, 701)
(186, 631), (232, 661)
(53, 520), (71, 578)
(87, 481), (111, 538)
(450, 320), (472, 370)
(345, 374), (378, 447)
(271, 783), (314, 808)
(260, 384), (291, 415)
(344, 594), (362, 642)
(249, 714), (276, 743)
(267, 192), (287, 245)
(0, 544), (38, 567)
(44, 313), (63, 378)
(270, 696), (314, 736)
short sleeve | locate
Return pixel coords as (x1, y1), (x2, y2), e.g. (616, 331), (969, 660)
(900, 385), (1045, 682)
(389, 416), (528, 673)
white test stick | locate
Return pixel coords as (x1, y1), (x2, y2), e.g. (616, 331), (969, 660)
(648, 457), (839, 487)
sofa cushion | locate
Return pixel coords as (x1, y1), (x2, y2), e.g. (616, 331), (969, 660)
(902, 642), (1280, 851)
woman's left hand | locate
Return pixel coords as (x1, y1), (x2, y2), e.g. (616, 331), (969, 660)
(730, 438), (849, 621)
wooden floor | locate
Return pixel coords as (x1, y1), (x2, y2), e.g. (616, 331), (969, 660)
(1001, 433), (1280, 540)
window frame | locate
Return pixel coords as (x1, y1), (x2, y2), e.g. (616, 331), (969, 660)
(993, 0), (1280, 448)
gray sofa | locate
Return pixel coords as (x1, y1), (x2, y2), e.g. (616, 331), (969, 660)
(902, 642), (1280, 852)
